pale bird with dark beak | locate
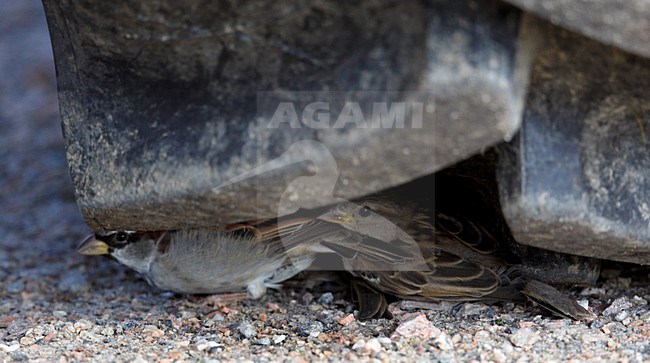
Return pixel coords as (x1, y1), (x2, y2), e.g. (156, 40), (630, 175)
(77, 217), (317, 299)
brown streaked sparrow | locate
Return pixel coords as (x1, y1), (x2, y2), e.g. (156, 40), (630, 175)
(77, 216), (318, 299)
(77, 192), (592, 320)
(286, 194), (593, 320)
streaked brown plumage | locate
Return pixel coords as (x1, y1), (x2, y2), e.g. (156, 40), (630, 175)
(285, 193), (592, 320)
(78, 188), (591, 321)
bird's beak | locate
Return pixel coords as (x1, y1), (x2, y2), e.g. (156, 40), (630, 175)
(318, 211), (355, 225)
(77, 234), (110, 255)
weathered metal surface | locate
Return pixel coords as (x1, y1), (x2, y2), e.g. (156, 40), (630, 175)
(437, 153), (601, 286)
(497, 19), (650, 264)
(505, 0), (650, 58)
(43, 0), (530, 230)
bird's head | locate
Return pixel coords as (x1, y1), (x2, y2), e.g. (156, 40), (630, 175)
(77, 231), (167, 274)
(317, 198), (410, 242)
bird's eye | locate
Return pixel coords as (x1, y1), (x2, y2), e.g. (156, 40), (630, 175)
(115, 231), (129, 243)
(358, 206), (373, 217)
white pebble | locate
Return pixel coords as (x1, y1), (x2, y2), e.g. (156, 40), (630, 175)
(0, 343), (20, 352)
(377, 337), (393, 347)
(73, 319), (93, 331)
(195, 339), (219, 351)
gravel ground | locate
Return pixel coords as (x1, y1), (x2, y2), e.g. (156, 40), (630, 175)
(1, 1), (649, 362)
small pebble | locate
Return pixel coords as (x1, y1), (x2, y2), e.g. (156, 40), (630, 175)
(298, 322), (323, 337)
(589, 320), (603, 329)
(11, 352), (29, 362)
(352, 338), (382, 355)
(180, 311), (196, 319)
(493, 348), (507, 363)
(0, 343), (20, 352)
(621, 317), (632, 326)
(510, 327), (540, 348)
(460, 303), (489, 317)
(317, 312), (334, 324)
(640, 310), (650, 320)
(74, 319), (93, 331)
(302, 292), (314, 305)
(602, 296), (632, 317)
(318, 292), (334, 305)
(211, 312), (225, 322)
(578, 331), (608, 343)
(100, 327), (115, 336)
(633, 295), (648, 305)
(253, 337), (271, 346)
(474, 330), (491, 341)
(377, 337), (392, 348)
(307, 304), (322, 312)
(435, 333), (454, 350)
(207, 346), (224, 354)
(238, 321), (256, 339)
(339, 314), (355, 326)
(603, 322), (623, 333)
(352, 339), (366, 350)
(195, 339), (219, 351)
(391, 313), (440, 340)
(615, 310), (629, 322)
(19, 336), (36, 346)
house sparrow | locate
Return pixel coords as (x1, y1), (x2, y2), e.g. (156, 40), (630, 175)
(77, 216), (318, 299)
(287, 194), (593, 320)
(78, 191), (591, 320)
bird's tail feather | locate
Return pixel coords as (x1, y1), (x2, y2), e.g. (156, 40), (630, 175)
(521, 279), (593, 320)
(482, 265), (526, 302)
(350, 279), (393, 320)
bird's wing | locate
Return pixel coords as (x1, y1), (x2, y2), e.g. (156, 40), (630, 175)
(279, 219), (420, 263)
(274, 219), (347, 253)
(258, 216), (315, 241)
(320, 236), (418, 263)
(226, 216), (313, 242)
(346, 243), (503, 301)
(402, 209), (506, 270)
(225, 216), (317, 258)
(432, 211), (499, 255)
(279, 217), (504, 300)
